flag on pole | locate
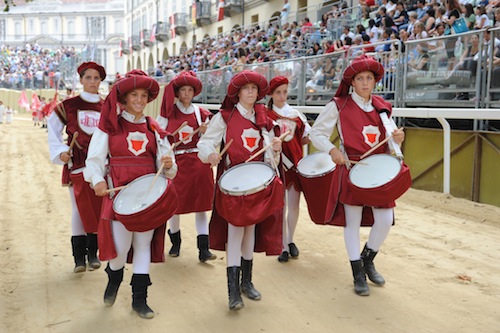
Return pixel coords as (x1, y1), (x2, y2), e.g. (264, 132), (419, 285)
(150, 24), (156, 43)
(119, 40), (123, 57)
(140, 30), (144, 47)
(217, 0), (225, 21)
(169, 15), (176, 39)
(17, 90), (30, 111)
(30, 93), (41, 111)
(41, 92), (58, 117)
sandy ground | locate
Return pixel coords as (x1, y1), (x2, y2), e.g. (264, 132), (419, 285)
(1, 113), (499, 333)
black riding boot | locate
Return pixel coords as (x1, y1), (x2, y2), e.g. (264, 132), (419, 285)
(361, 244), (386, 286)
(131, 274), (154, 319)
(240, 258), (261, 300)
(168, 230), (181, 257)
(227, 266), (244, 310)
(197, 235), (216, 262)
(104, 264), (124, 307)
(71, 235), (87, 273)
(350, 260), (370, 296)
(87, 233), (101, 270)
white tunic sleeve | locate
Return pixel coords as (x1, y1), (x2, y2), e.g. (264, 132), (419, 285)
(197, 112), (226, 163)
(83, 128), (109, 187)
(309, 100), (340, 154)
(47, 112), (69, 165)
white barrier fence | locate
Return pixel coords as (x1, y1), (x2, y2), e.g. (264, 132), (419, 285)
(199, 104), (500, 195)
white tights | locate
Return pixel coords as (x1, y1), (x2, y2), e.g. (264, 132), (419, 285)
(168, 212), (209, 235)
(227, 224), (256, 267)
(282, 187), (301, 250)
(108, 221), (154, 274)
(343, 204), (393, 261)
(69, 187), (85, 236)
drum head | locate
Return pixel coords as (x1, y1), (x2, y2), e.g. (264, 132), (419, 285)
(113, 174), (168, 215)
(349, 154), (401, 189)
(219, 162), (275, 196)
(297, 152), (336, 177)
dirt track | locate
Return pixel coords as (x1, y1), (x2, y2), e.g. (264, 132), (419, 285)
(1, 113), (499, 333)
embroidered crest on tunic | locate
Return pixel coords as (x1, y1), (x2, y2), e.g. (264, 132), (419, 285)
(362, 125), (381, 147)
(78, 110), (101, 135)
(126, 131), (149, 156)
(178, 125), (194, 144)
(241, 128), (260, 152)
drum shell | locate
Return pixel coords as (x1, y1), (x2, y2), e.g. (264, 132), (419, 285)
(216, 162), (284, 226)
(113, 174), (178, 232)
(348, 156), (412, 206)
(297, 153), (337, 224)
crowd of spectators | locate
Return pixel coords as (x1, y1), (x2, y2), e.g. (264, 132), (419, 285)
(0, 43), (78, 90)
(2, 0), (499, 92)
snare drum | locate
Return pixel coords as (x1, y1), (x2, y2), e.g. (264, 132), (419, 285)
(296, 152), (337, 223)
(216, 162), (284, 226)
(348, 154), (411, 206)
(113, 174), (178, 232)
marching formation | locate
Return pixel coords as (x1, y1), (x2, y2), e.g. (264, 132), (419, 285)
(48, 54), (411, 319)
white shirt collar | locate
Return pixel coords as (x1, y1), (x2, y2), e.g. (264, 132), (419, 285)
(236, 102), (255, 120)
(273, 102), (293, 117)
(80, 91), (101, 103)
(176, 101), (194, 114)
(351, 91), (374, 112)
(121, 110), (147, 123)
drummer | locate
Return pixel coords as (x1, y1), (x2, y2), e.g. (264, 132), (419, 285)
(156, 71), (216, 262)
(266, 76), (311, 263)
(197, 70), (283, 311)
(308, 55), (405, 296)
(84, 70), (177, 319)
(47, 61), (106, 274)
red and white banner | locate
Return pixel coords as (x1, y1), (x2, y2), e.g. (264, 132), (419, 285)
(30, 92), (41, 111)
(150, 24), (156, 43)
(119, 40), (123, 57)
(169, 15), (176, 39)
(17, 90), (30, 111)
(217, 0), (225, 21)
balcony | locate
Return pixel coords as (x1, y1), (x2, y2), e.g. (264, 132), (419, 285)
(224, 0), (243, 17)
(120, 39), (130, 54)
(131, 35), (141, 51)
(195, 0), (211, 27)
(142, 29), (153, 47)
(155, 21), (169, 41)
(173, 12), (188, 35)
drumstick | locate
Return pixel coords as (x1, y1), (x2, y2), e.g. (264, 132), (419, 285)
(172, 126), (203, 149)
(104, 185), (129, 193)
(171, 121), (188, 136)
(348, 160), (368, 165)
(360, 135), (393, 160)
(67, 131), (79, 153)
(245, 130), (291, 163)
(147, 162), (165, 193)
(218, 139), (233, 158)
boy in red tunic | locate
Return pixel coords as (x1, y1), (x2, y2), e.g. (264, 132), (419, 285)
(47, 61), (106, 273)
(156, 71), (216, 262)
(309, 55), (406, 296)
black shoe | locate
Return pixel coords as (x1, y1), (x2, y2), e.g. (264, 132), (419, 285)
(277, 251), (289, 262)
(288, 243), (299, 258)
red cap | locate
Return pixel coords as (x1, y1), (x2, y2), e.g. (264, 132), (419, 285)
(171, 71), (202, 97)
(335, 55), (384, 97)
(77, 62), (106, 81)
(268, 76), (289, 95)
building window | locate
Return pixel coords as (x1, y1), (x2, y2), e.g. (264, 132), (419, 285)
(0, 20), (5, 40)
(87, 17), (106, 40)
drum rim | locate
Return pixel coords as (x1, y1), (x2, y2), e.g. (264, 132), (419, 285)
(113, 173), (168, 214)
(218, 161), (276, 196)
(349, 154), (402, 189)
(297, 152), (336, 178)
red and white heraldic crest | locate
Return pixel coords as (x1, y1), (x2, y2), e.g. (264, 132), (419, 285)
(78, 110), (101, 135)
(126, 131), (149, 156)
(178, 125), (194, 144)
(241, 128), (260, 152)
(276, 118), (296, 142)
(362, 125), (381, 147)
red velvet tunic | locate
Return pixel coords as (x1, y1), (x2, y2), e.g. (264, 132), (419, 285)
(54, 95), (103, 233)
(98, 117), (167, 263)
(209, 106), (283, 256)
(267, 108), (306, 191)
(166, 105), (214, 214)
